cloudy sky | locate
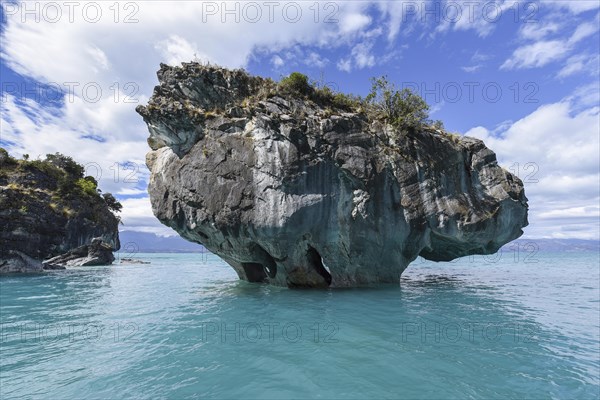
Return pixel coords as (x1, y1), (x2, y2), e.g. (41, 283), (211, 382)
(1, 0), (598, 239)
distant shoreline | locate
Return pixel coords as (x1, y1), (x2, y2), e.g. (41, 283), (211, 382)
(119, 234), (600, 255)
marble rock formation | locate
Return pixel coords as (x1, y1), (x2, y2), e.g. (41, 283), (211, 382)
(137, 64), (528, 288)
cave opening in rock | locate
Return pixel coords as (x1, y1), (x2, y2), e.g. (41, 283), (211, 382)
(241, 262), (267, 283)
(307, 246), (332, 286)
(242, 244), (278, 282)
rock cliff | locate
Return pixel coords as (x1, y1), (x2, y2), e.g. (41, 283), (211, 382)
(137, 64), (528, 288)
(0, 150), (120, 273)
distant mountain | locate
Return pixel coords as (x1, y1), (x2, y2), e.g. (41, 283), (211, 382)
(119, 231), (599, 254)
(501, 239), (599, 253)
(118, 231), (205, 253)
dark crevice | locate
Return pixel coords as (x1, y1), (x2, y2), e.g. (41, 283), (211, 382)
(195, 229), (209, 240)
(242, 243), (278, 282)
(242, 262), (267, 283)
(307, 246), (332, 286)
(253, 243), (278, 279)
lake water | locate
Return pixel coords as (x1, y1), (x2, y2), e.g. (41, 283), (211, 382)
(1, 250), (599, 399)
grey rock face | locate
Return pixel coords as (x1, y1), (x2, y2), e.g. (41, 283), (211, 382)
(0, 250), (45, 273)
(43, 238), (115, 267)
(137, 64), (528, 288)
(0, 250), (65, 273)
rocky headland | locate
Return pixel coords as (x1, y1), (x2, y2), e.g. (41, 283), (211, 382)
(137, 63), (528, 288)
(0, 150), (121, 273)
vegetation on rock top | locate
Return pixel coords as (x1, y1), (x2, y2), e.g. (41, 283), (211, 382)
(252, 70), (444, 134)
(137, 62), (461, 158)
(0, 149), (122, 214)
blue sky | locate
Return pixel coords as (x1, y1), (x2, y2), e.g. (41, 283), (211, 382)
(1, 0), (599, 239)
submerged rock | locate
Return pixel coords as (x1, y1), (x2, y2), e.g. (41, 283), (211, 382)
(120, 258), (151, 264)
(43, 238), (115, 267)
(137, 64), (528, 288)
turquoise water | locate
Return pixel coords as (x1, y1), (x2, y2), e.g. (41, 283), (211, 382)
(1, 251), (599, 399)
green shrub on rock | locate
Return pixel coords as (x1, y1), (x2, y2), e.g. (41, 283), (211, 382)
(365, 76), (430, 133)
(75, 178), (98, 196)
(46, 153), (84, 179)
(0, 148), (17, 167)
(278, 72), (312, 96)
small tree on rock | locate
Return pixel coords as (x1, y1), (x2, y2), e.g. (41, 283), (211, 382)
(102, 193), (123, 213)
(46, 153), (84, 178)
(365, 76), (430, 135)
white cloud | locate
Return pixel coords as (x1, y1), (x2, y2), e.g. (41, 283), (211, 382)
(519, 21), (562, 41)
(117, 188), (149, 196)
(461, 51), (492, 72)
(429, 100), (445, 115)
(546, 1), (600, 15)
(0, 1), (378, 91)
(262, 48), (330, 72)
(376, 0), (415, 41)
(337, 58), (352, 72)
(471, 51), (492, 63)
(538, 206), (600, 219)
(340, 12), (372, 34)
(436, 0), (521, 38)
(306, 52), (329, 69)
(557, 53), (600, 78)
(567, 21), (599, 45)
(119, 197), (177, 236)
(352, 42), (376, 69)
(466, 88), (600, 239)
(336, 41), (379, 72)
(501, 40), (569, 69)
(0, 94), (149, 193)
(271, 55), (284, 68)
(501, 17), (599, 70)
(461, 65), (481, 73)
(155, 35), (206, 66)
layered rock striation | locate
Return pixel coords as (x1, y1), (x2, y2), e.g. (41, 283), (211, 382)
(137, 64), (528, 288)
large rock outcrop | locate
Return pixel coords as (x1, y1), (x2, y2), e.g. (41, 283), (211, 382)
(0, 150), (120, 272)
(137, 64), (528, 288)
